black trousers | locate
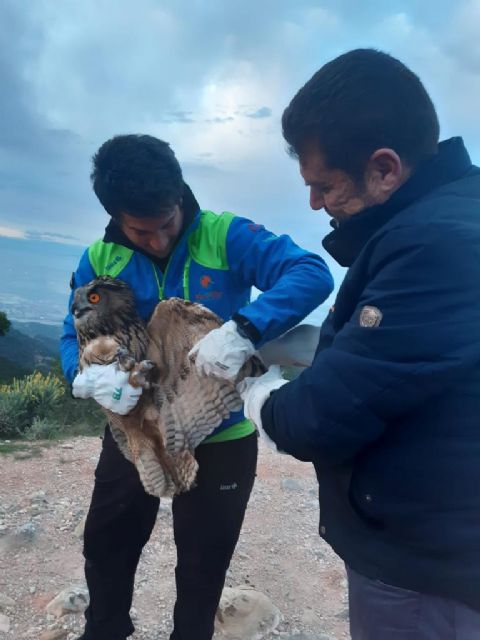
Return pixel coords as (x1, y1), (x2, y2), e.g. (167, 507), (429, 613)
(81, 426), (258, 640)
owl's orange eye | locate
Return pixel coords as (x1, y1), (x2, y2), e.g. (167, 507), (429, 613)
(88, 292), (101, 304)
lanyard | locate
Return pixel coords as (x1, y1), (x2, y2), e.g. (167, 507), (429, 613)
(151, 254), (191, 302)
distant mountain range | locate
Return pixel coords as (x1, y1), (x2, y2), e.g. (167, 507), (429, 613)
(0, 321), (62, 383)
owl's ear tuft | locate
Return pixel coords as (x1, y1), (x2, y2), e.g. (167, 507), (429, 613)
(93, 276), (132, 293)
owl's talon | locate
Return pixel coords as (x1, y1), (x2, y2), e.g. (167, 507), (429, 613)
(116, 347), (136, 371)
(129, 360), (157, 388)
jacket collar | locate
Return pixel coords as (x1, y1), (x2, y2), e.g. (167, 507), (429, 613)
(322, 137), (473, 267)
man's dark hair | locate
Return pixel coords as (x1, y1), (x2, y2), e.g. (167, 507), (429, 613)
(91, 134), (184, 218)
(282, 49), (440, 179)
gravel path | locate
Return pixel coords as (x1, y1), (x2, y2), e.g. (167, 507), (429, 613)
(0, 436), (349, 639)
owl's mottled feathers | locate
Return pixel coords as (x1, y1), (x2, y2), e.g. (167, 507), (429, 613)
(72, 276), (263, 497)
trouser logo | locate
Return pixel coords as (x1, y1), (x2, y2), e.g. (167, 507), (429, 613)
(220, 482), (238, 491)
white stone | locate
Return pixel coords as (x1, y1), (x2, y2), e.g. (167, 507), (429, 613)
(73, 516), (86, 539)
(0, 613), (10, 633)
(45, 585), (89, 618)
(215, 586), (281, 640)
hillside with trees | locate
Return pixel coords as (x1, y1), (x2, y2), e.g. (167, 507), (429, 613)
(0, 311), (103, 441)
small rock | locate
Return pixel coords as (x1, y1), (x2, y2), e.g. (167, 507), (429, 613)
(284, 635), (334, 640)
(215, 586), (281, 639)
(335, 607), (350, 621)
(17, 522), (37, 538)
(39, 630), (69, 640)
(281, 478), (303, 492)
(0, 593), (15, 609)
(14, 451), (34, 460)
(73, 515), (86, 539)
(45, 585), (89, 618)
(0, 613), (10, 633)
(29, 491), (47, 503)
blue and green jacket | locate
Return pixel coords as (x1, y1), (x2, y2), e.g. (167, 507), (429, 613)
(61, 208), (334, 442)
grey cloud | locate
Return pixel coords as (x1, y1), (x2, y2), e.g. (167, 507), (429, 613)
(25, 230), (79, 243)
(246, 107), (272, 119)
(1, 0), (479, 255)
(206, 117), (235, 123)
(0, 2), (96, 242)
(163, 111), (196, 123)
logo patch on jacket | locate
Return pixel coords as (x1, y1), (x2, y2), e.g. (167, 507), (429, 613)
(200, 275), (213, 288)
(359, 305), (383, 328)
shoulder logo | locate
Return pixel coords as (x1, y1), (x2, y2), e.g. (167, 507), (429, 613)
(359, 306), (383, 328)
(106, 255), (123, 271)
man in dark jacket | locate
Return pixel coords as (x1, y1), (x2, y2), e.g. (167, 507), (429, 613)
(240, 49), (480, 639)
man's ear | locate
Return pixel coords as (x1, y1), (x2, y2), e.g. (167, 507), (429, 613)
(364, 148), (410, 204)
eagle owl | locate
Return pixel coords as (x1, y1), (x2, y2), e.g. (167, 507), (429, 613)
(72, 276), (264, 497)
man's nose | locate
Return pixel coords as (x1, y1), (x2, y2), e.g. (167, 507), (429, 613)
(310, 189), (325, 210)
(149, 233), (169, 252)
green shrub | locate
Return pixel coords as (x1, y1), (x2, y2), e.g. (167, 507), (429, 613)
(24, 416), (63, 440)
(0, 391), (30, 437)
(0, 372), (64, 437)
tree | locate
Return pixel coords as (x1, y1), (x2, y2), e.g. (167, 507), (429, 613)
(0, 311), (11, 337)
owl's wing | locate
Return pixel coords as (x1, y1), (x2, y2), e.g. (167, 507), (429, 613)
(107, 415), (175, 497)
(154, 372), (243, 454)
(146, 298), (245, 454)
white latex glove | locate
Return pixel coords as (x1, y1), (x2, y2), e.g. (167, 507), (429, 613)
(189, 320), (256, 380)
(237, 365), (288, 449)
(72, 362), (142, 415)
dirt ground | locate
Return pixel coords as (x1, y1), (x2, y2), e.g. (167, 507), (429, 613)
(0, 436), (349, 640)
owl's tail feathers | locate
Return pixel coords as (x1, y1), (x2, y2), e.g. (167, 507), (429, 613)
(172, 450), (199, 494)
(135, 444), (175, 498)
(133, 442), (198, 497)
(108, 422), (174, 497)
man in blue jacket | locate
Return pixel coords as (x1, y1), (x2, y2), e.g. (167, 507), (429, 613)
(60, 133), (334, 640)
(241, 49), (480, 639)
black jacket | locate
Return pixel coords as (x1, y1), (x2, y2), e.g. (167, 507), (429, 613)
(262, 138), (480, 609)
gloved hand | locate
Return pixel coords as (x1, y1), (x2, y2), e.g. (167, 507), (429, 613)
(189, 320), (256, 380)
(237, 365), (288, 448)
(72, 362), (142, 415)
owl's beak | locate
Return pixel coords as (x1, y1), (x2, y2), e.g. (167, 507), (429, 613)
(72, 301), (90, 319)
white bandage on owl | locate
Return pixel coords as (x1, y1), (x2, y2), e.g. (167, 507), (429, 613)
(72, 362), (142, 415)
(237, 365), (288, 450)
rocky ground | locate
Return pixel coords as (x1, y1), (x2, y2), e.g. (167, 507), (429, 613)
(0, 436), (349, 640)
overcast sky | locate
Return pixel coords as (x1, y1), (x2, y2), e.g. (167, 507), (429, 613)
(1, 0), (480, 288)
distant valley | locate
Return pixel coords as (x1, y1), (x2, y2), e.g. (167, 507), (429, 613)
(0, 236), (83, 324)
(0, 321), (62, 383)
